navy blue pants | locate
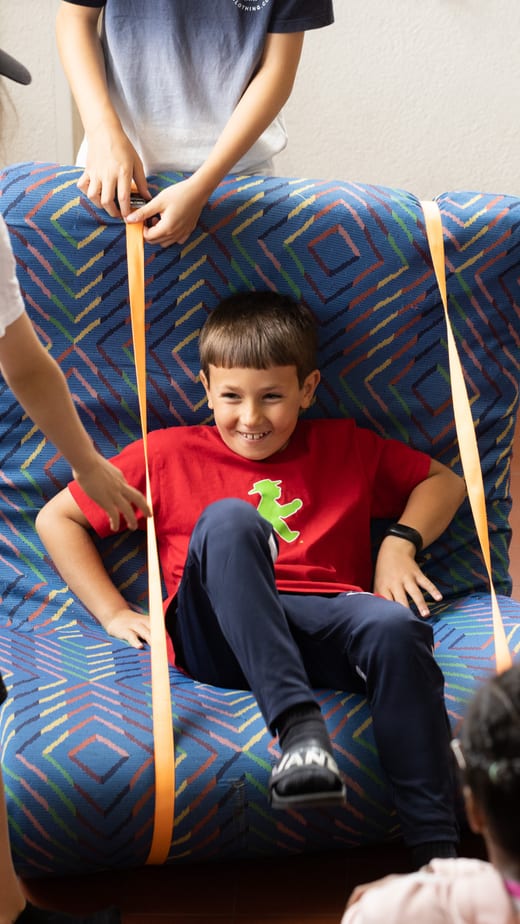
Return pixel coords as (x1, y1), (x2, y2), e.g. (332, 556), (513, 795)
(169, 499), (457, 846)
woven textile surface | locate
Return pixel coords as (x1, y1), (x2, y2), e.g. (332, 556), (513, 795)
(0, 162), (519, 875)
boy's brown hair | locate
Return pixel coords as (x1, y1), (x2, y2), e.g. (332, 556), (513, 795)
(198, 292), (318, 386)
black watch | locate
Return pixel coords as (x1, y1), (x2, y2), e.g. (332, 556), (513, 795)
(384, 523), (423, 557)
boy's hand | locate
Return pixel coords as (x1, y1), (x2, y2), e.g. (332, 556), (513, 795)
(104, 607), (151, 649)
(126, 176), (208, 247)
(78, 124), (150, 219)
(373, 537), (442, 618)
(73, 455), (151, 532)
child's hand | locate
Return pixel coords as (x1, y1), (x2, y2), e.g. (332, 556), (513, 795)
(126, 176), (208, 247)
(73, 454), (151, 532)
(373, 537), (442, 618)
(78, 124), (150, 219)
(104, 608), (151, 649)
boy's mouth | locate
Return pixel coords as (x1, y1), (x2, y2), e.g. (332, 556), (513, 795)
(238, 431), (270, 441)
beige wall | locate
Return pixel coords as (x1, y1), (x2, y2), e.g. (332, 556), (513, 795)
(1, 1), (75, 166)
(277, 0), (520, 198)
(2, 0), (520, 199)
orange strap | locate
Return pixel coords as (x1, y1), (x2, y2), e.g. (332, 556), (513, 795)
(126, 218), (175, 863)
(421, 200), (513, 673)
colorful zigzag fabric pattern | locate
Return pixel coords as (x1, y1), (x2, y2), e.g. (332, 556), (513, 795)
(0, 162), (519, 874)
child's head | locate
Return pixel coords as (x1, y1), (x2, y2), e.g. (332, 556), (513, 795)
(198, 292), (320, 461)
(456, 664), (520, 858)
(199, 291), (318, 387)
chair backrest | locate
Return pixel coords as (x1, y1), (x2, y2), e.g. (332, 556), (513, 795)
(1, 162), (519, 628)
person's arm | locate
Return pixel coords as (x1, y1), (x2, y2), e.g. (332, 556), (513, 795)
(35, 487), (151, 648)
(127, 31), (305, 247)
(373, 459), (466, 617)
(0, 312), (150, 530)
(56, 1), (149, 218)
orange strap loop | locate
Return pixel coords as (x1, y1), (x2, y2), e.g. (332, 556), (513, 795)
(421, 200), (513, 673)
(126, 217), (175, 863)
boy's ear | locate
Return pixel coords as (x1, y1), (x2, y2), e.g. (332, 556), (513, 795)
(300, 369), (320, 409)
(199, 369), (213, 409)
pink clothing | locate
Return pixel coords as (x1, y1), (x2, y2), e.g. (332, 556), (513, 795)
(342, 859), (520, 924)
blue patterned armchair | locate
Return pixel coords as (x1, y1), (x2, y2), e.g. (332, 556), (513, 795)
(0, 162), (519, 876)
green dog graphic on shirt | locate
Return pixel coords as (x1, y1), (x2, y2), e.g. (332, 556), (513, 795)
(248, 479), (302, 542)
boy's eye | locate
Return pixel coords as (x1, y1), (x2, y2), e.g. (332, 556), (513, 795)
(218, 391), (283, 401)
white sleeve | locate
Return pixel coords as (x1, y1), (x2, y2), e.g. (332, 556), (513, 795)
(0, 214), (26, 337)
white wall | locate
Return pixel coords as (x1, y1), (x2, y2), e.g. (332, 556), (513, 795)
(2, 0), (520, 199)
(1, 0), (75, 167)
(277, 0), (520, 198)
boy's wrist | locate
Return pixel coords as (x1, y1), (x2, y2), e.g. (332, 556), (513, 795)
(84, 103), (124, 136)
(187, 166), (221, 203)
(384, 523), (423, 557)
(99, 604), (131, 633)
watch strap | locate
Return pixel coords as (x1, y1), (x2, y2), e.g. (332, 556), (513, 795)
(384, 523), (423, 556)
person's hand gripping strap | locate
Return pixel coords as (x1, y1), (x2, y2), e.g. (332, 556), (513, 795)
(126, 197), (175, 863)
(421, 200), (512, 673)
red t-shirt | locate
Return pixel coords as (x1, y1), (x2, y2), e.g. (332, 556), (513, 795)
(69, 419), (430, 610)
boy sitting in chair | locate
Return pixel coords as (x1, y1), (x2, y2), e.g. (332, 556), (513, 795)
(36, 292), (466, 870)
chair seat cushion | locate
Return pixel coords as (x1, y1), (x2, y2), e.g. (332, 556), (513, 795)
(1, 591), (519, 876)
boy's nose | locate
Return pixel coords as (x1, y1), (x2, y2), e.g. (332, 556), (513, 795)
(241, 401), (263, 427)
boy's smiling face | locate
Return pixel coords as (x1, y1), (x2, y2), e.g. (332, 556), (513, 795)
(200, 364), (320, 460)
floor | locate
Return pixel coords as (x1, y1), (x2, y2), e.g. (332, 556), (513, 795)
(21, 421), (520, 923)
(21, 834), (488, 924)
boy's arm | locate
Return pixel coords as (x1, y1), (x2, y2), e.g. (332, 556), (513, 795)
(35, 488), (151, 649)
(0, 312), (150, 531)
(373, 459), (466, 617)
(128, 31), (305, 247)
(56, 1), (149, 218)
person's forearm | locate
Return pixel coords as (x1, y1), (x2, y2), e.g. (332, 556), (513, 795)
(394, 464), (466, 549)
(3, 343), (102, 479)
(190, 31), (304, 200)
(36, 498), (128, 629)
(56, 2), (121, 136)
(1, 314), (150, 529)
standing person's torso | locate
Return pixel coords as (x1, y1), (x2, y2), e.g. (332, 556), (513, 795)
(77, 0), (334, 173)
